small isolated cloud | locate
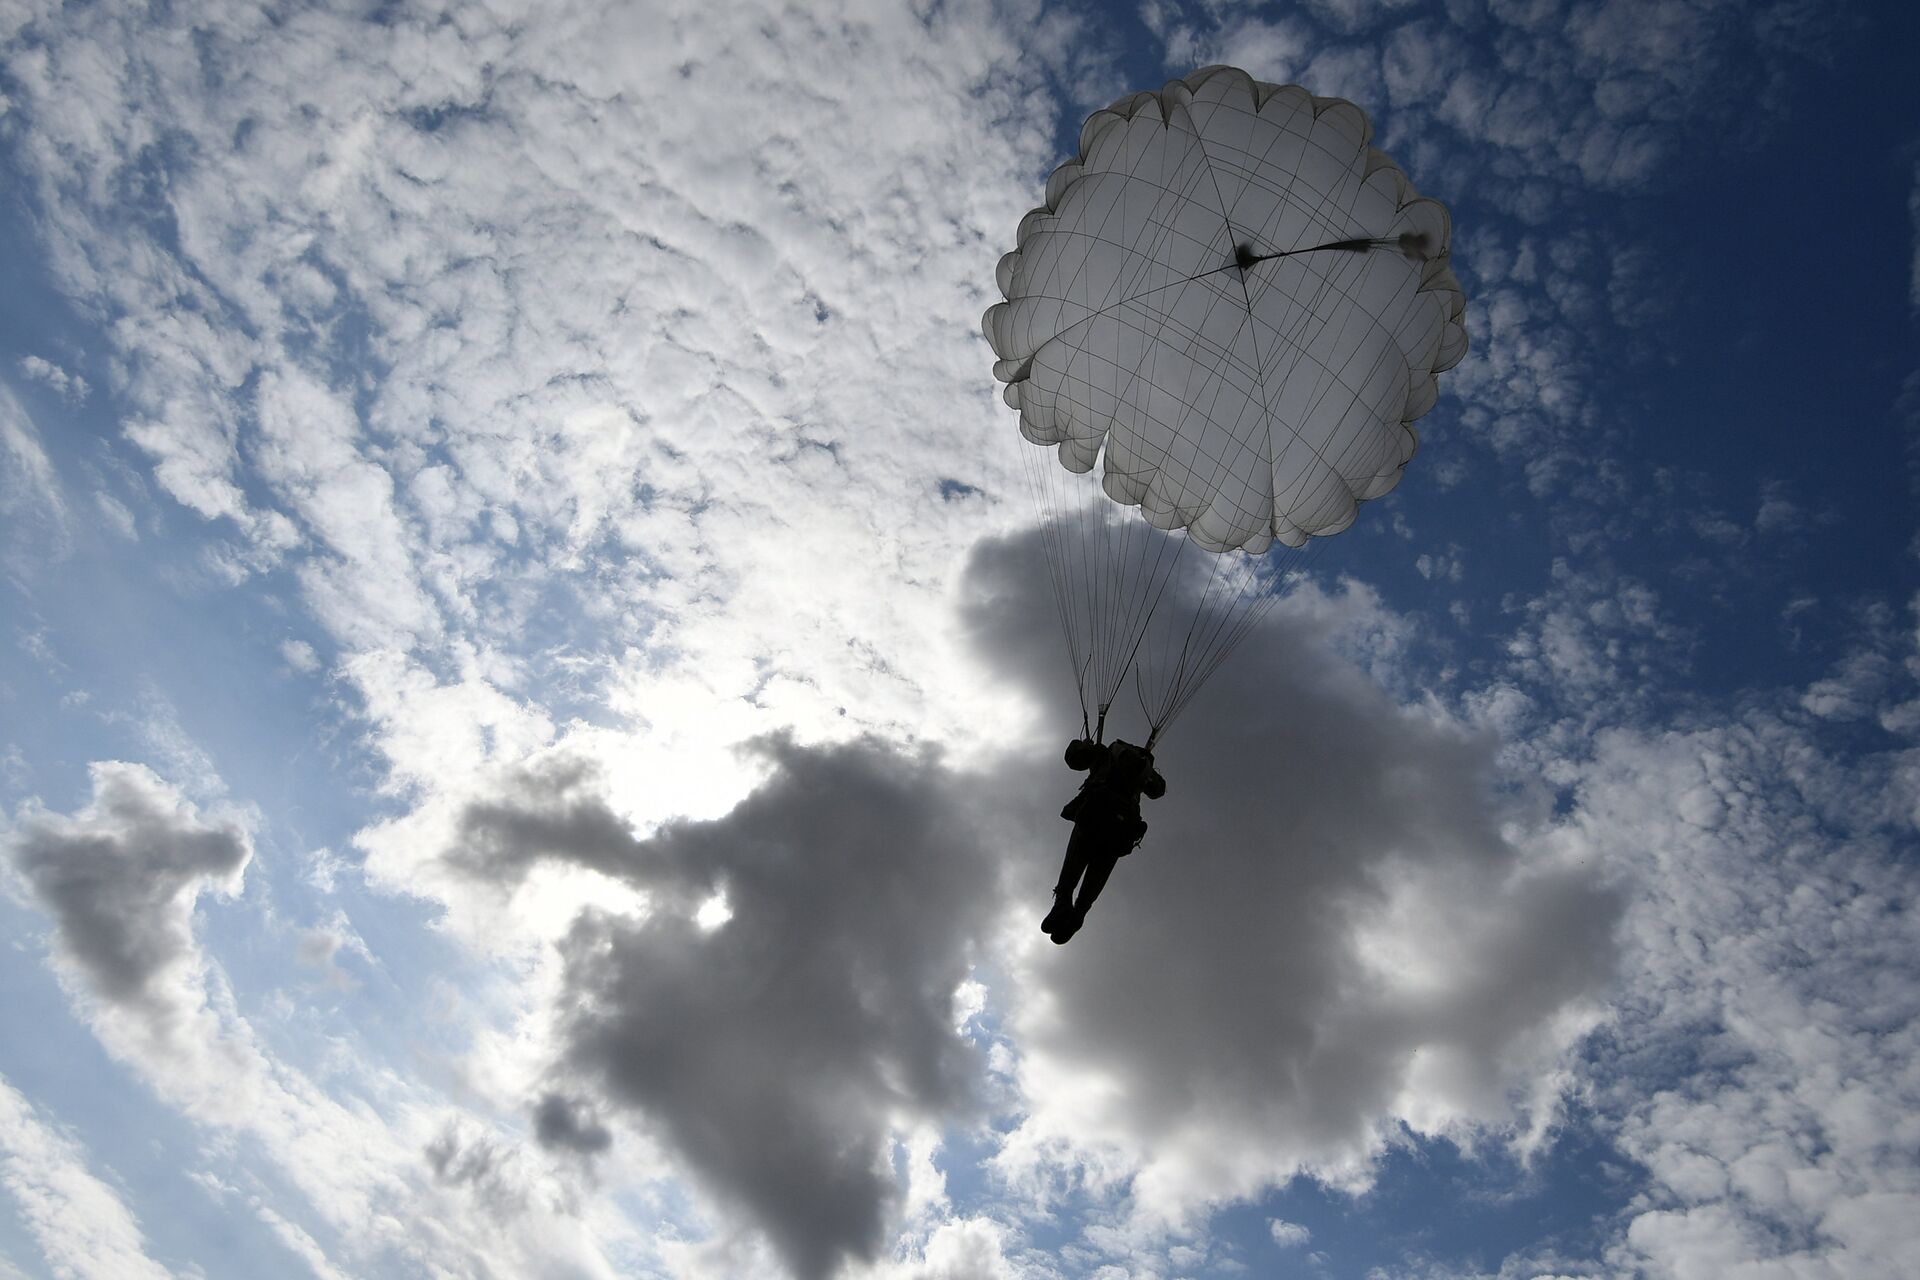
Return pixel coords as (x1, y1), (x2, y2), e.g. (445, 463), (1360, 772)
(302, 846), (347, 894)
(455, 735), (1006, 1280)
(1416, 545), (1466, 583)
(4, 760), (249, 1018)
(1755, 482), (1800, 534)
(1800, 650), (1895, 721)
(16, 356), (87, 402)
(93, 491), (137, 541)
(1269, 1217), (1312, 1247)
(282, 639), (321, 674)
(294, 911), (374, 991)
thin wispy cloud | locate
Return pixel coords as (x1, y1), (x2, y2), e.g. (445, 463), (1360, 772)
(0, 1076), (173, 1280)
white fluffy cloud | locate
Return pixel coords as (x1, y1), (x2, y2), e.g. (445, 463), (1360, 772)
(0, 0), (1105, 966)
(1157, 0), (1829, 200)
(1, 0), (1067, 740)
(1577, 715), (1920, 1279)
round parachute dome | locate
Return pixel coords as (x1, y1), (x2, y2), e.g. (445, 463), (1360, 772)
(984, 66), (1468, 553)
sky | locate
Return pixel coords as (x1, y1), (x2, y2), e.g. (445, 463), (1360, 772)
(0, 0), (1916, 1278)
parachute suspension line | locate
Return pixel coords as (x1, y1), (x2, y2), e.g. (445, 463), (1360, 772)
(1151, 535), (1335, 741)
(1104, 476), (1151, 693)
(1148, 547), (1233, 717)
(1142, 544), (1266, 739)
(1141, 242), (1367, 740)
(1104, 527), (1192, 721)
(1105, 201), (1297, 729)
(1178, 254), (1392, 732)
(1017, 427), (1103, 731)
(1136, 230), (1374, 741)
(1084, 259), (1197, 715)
(1026, 216), (1241, 730)
(1017, 441), (1076, 709)
(1123, 231), (1332, 739)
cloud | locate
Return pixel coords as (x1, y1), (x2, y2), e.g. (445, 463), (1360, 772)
(1163, 0), (1830, 201)
(294, 910), (376, 992)
(1438, 519), (1920, 1276)
(0, 1074), (174, 1280)
(2, 763), (631, 1279)
(0, 382), (72, 571)
(16, 356), (88, 403)
(883, 1215), (1023, 1280)
(1140, 0), (1832, 553)
(454, 734), (1005, 1280)
(530, 1093), (612, 1156)
(1909, 157), (1920, 312)
(956, 531), (1621, 1233)
(4, 761), (249, 1019)
(253, 1202), (355, 1280)
(423, 1121), (531, 1219)
(1567, 714), (1920, 1279)
(0, 0), (1102, 980)
(6, 4), (1905, 1280)
(281, 639), (321, 674)
(0, 0), (1074, 754)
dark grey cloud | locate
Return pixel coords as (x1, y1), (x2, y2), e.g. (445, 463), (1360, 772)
(5, 761), (250, 1020)
(530, 1093), (611, 1156)
(959, 528), (1623, 1211)
(455, 734), (1006, 1280)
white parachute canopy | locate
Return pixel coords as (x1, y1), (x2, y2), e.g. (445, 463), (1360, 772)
(984, 67), (1468, 740)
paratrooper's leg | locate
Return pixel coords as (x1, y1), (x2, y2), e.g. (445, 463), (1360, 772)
(1042, 821), (1097, 939)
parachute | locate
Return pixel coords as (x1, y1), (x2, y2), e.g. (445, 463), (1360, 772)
(984, 66), (1468, 743)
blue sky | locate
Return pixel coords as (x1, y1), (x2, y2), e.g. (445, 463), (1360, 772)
(1, 1), (1916, 1278)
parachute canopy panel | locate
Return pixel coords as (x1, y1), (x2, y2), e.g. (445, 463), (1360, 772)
(983, 66), (1469, 553)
